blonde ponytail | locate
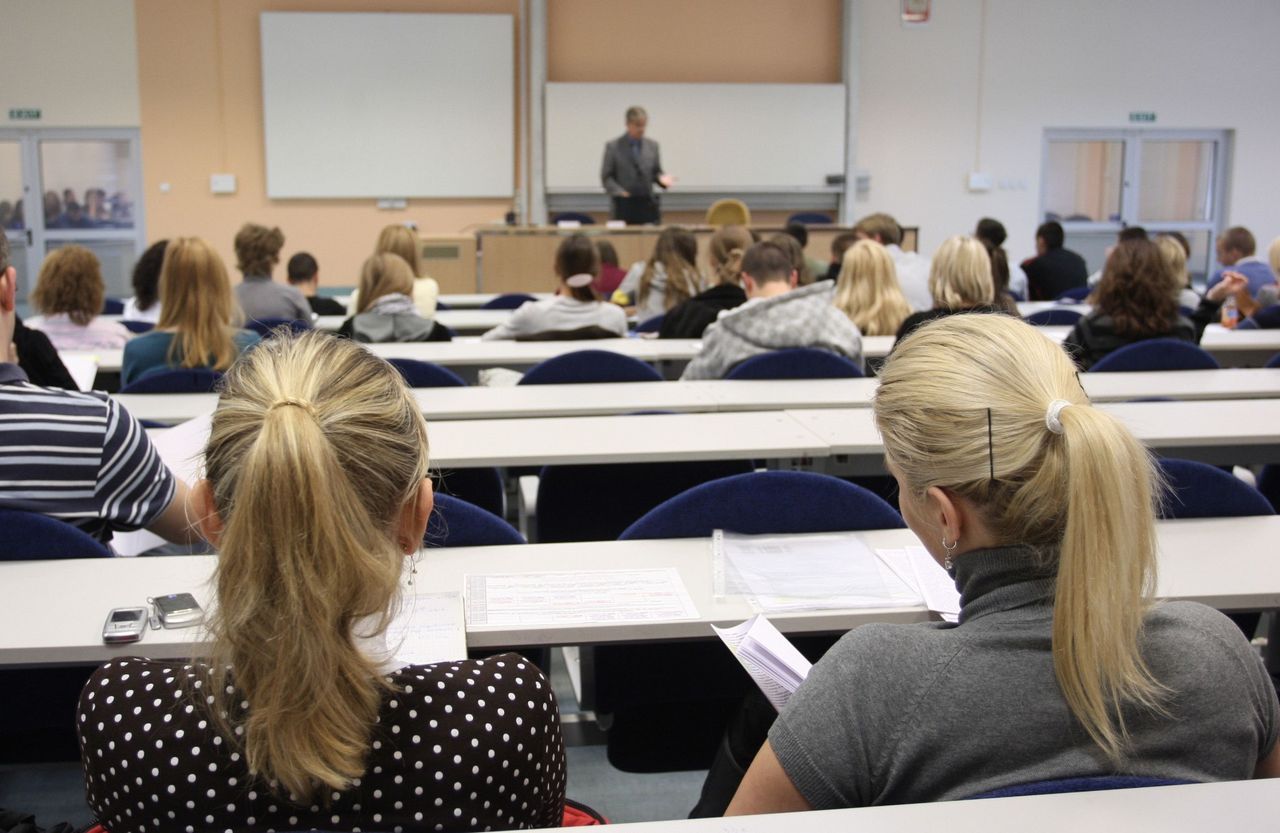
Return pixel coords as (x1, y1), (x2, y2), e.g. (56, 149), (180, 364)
(709, 225), (754, 287)
(874, 314), (1164, 763)
(202, 331), (430, 800)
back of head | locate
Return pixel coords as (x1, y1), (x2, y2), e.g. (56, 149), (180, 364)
(287, 252), (318, 284)
(234, 223), (285, 276)
(1095, 238), (1179, 336)
(784, 223), (808, 248)
(554, 234), (600, 302)
(1154, 235), (1191, 292)
(375, 224), (423, 276)
(830, 231), (858, 263)
(974, 217), (1007, 248)
(741, 241), (792, 286)
(32, 245), (103, 325)
(642, 226), (700, 310)
(157, 237), (240, 371)
(875, 314), (1163, 762)
(709, 225), (753, 287)
(204, 330), (430, 800)
(767, 233), (811, 284)
(853, 213), (902, 246)
(833, 239), (911, 336)
(595, 239), (619, 268)
(1117, 226), (1148, 243)
(131, 240), (168, 312)
(928, 235), (994, 309)
(356, 253), (415, 314)
(1220, 226), (1256, 259)
(1037, 221), (1065, 250)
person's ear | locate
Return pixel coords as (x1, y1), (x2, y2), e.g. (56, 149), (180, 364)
(923, 485), (965, 548)
(788, 270), (799, 289)
(192, 480), (225, 546)
(742, 273), (757, 295)
(397, 478), (434, 554)
(0, 266), (16, 313)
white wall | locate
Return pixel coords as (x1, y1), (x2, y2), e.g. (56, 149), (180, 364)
(0, 0), (140, 127)
(853, 0), (1280, 263)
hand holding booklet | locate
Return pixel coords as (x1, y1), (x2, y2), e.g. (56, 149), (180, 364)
(712, 614), (812, 712)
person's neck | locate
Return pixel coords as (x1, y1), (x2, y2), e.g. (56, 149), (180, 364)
(749, 282), (792, 301)
(292, 281), (317, 298)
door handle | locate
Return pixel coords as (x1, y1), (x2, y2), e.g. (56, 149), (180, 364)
(25, 229), (32, 246)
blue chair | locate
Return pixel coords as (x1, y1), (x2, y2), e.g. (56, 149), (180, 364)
(482, 293), (538, 310)
(120, 368), (222, 394)
(424, 493), (524, 548)
(1008, 289), (1025, 302)
(725, 348), (863, 380)
(1267, 352), (1280, 369)
(435, 300), (452, 310)
(1237, 317), (1259, 330)
(0, 508), (111, 559)
(1259, 465), (1280, 513)
(785, 212), (833, 225)
(433, 466), (506, 520)
(970, 776), (1194, 799)
(387, 358), (467, 388)
(101, 298), (125, 315)
(1157, 458), (1275, 519)
(246, 317), (312, 338)
(1056, 286), (1092, 303)
(1089, 339), (1220, 372)
(1179, 305), (1196, 319)
(552, 212), (596, 225)
(633, 314), (665, 334)
(121, 320), (154, 334)
(1025, 308), (1084, 326)
(519, 350), (662, 385)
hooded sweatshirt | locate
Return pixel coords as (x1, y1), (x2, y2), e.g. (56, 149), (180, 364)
(680, 282), (862, 380)
(351, 293), (437, 343)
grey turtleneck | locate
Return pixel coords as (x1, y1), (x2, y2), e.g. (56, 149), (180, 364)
(769, 546), (1278, 808)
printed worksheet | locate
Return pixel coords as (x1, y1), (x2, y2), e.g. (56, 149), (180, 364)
(465, 568), (699, 626)
(386, 592), (467, 665)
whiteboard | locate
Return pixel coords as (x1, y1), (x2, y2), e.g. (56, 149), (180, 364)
(545, 83), (846, 192)
(260, 12), (513, 199)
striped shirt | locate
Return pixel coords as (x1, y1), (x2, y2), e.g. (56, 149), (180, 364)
(0, 362), (175, 545)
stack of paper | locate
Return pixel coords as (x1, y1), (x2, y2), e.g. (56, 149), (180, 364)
(874, 546), (961, 622)
(465, 568), (699, 626)
(713, 614), (811, 711)
(387, 591), (467, 665)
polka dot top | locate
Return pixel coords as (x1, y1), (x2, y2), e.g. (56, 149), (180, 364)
(78, 653), (565, 833)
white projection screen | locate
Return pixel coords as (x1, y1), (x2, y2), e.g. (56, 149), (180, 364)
(260, 12), (514, 199)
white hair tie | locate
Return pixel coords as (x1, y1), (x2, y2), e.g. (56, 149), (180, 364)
(1045, 399), (1071, 435)
(565, 273), (594, 289)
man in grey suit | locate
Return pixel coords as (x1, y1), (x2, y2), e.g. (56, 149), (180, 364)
(601, 106), (674, 225)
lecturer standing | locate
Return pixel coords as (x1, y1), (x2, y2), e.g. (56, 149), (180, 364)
(601, 106), (674, 225)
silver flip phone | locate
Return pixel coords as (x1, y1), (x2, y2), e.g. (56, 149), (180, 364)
(152, 593), (204, 629)
(102, 607), (149, 644)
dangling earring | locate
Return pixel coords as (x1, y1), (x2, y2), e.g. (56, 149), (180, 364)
(404, 544), (419, 587)
(941, 535), (959, 570)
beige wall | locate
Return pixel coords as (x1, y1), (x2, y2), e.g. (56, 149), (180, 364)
(0, 0), (140, 127)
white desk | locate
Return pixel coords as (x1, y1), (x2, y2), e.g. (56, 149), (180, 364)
(2, 517), (1277, 666)
(314, 309), (518, 335)
(1200, 324), (1280, 366)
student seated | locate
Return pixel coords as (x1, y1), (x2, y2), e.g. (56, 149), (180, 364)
(1207, 226), (1275, 297)
(680, 241), (861, 380)
(29, 245), (131, 349)
(974, 218), (1027, 299)
(122, 239), (167, 324)
(820, 232), (857, 282)
(895, 235), (1007, 343)
(232, 222), (311, 323)
(1063, 238), (1195, 370)
(593, 239), (628, 298)
(725, 314), (1279, 815)
(659, 224), (752, 339)
(852, 213), (931, 311)
(482, 234), (627, 341)
(782, 223), (826, 285)
(1193, 270), (1280, 332)
(1023, 220), (1088, 301)
(121, 237), (262, 385)
(768, 232), (815, 286)
(617, 226), (703, 321)
(1155, 233), (1202, 311)
(287, 251), (347, 316)
(341, 253), (451, 343)
(832, 239), (912, 337)
(78, 331), (566, 831)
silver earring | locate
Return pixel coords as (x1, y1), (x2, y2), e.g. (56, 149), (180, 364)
(405, 548), (418, 587)
(941, 535), (958, 570)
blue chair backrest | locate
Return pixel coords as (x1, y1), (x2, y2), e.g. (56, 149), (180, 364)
(120, 368), (223, 394)
(482, 293), (538, 310)
(969, 776), (1194, 800)
(1267, 352), (1280, 369)
(552, 212), (596, 225)
(1258, 465), (1280, 514)
(434, 466), (506, 519)
(1089, 339), (1220, 372)
(520, 349), (663, 385)
(1157, 458), (1274, 519)
(434, 300), (452, 310)
(121, 320), (155, 334)
(1056, 286), (1092, 302)
(1237, 317), (1259, 330)
(1025, 308), (1083, 326)
(620, 471), (904, 539)
(246, 317), (312, 338)
(101, 298), (125, 315)
(0, 508), (111, 559)
(786, 212), (833, 225)
(387, 358), (467, 388)
(725, 348), (863, 380)
(633, 314), (665, 334)
(424, 493), (525, 548)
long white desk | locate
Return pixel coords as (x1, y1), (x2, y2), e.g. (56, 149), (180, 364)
(112, 370), (1280, 425)
(315, 309), (517, 335)
(3, 517), (1277, 667)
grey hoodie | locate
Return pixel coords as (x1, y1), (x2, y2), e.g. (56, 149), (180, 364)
(680, 282), (863, 380)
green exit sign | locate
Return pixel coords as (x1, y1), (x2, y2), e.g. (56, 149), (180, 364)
(1129, 111), (1157, 123)
(8, 108), (41, 120)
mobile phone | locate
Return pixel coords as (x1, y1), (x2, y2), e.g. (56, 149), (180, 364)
(152, 593), (204, 629)
(102, 607), (149, 644)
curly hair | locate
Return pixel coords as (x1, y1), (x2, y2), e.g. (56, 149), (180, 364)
(131, 240), (168, 312)
(32, 245), (104, 325)
(1094, 239), (1179, 337)
(234, 223), (285, 276)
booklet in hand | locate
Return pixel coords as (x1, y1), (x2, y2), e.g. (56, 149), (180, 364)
(712, 614), (812, 712)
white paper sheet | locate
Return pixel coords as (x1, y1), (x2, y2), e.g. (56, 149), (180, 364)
(713, 614), (811, 712)
(112, 414), (213, 556)
(465, 568), (699, 626)
(906, 545), (961, 622)
(386, 592), (467, 665)
(61, 354), (99, 392)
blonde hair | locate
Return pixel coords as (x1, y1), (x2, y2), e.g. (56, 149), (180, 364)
(234, 223), (285, 276)
(852, 212), (902, 246)
(1154, 235), (1191, 293)
(875, 315), (1164, 762)
(375, 225), (423, 277)
(32, 245), (104, 325)
(928, 235), (994, 309)
(203, 331), (431, 800)
(1268, 236), (1280, 278)
(639, 226), (700, 311)
(833, 240), (912, 336)
(708, 225), (753, 287)
(355, 253), (415, 314)
(156, 237), (242, 372)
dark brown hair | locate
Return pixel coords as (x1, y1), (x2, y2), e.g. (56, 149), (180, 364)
(1219, 226), (1256, 258)
(131, 240), (168, 312)
(555, 234), (600, 302)
(1094, 239), (1180, 337)
(32, 245), (104, 325)
(742, 241), (793, 285)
